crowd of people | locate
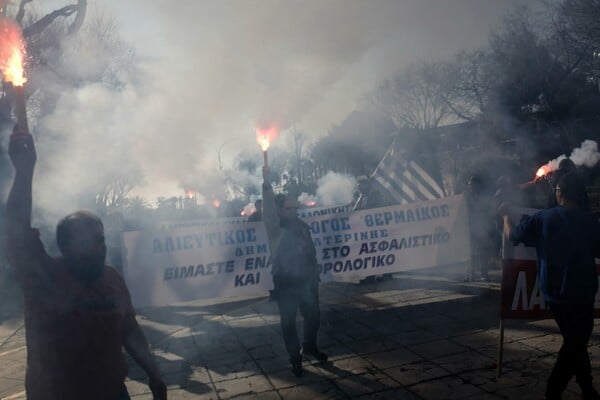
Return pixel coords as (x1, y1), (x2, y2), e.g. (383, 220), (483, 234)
(4, 122), (599, 399)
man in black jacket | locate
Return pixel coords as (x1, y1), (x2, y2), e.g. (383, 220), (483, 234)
(261, 166), (327, 377)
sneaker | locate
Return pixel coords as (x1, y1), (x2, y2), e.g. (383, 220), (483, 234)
(301, 347), (328, 361)
(268, 290), (277, 302)
(291, 360), (303, 377)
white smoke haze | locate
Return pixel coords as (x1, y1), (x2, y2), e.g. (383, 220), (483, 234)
(315, 172), (356, 207)
(570, 140), (600, 168)
(542, 140), (600, 173)
(16, 0), (524, 222)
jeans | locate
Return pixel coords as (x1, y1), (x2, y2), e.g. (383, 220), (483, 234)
(276, 281), (320, 361)
(546, 302), (595, 397)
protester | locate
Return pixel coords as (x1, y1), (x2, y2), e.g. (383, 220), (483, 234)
(247, 199), (262, 222)
(352, 175), (385, 211)
(5, 127), (167, 400)
(261, 165), (327, 377)
(465, 174), (494, 281)
(500, 172), (600, 400)
(353, 176), (392, 283)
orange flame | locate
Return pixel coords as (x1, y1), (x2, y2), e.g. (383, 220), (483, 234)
(212, 199), (220, 208)
(255, 124), (279, 151)
(0, 17), (27, 87)
(536, 166), (548, 177)
(185, 189), (195, 199)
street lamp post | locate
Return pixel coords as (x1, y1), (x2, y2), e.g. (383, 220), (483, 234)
(218, 136), (246, 171)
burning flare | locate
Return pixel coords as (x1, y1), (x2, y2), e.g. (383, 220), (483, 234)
(0, 17), (26, 86)
(0, 17), (28, 132)
(256, 123), (279, 167)
(255, 124), (279, 151)
(536, 166), (549, 178)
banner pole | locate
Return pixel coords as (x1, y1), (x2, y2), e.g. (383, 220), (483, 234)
(497, 319), (504, 378)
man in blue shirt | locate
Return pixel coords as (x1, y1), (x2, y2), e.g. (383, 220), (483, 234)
(501, 172), (600, 400)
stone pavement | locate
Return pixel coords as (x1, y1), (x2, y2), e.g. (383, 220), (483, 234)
(1, 264), (599, 400)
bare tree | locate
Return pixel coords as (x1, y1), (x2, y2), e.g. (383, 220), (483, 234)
(560, 0), (600, 52)
(362, 59), (459, 129)
(288, 127), (309, 184)
(95, 170), (144, 213)
(437, 50), (492, 121)
(551, 0), (600, 91)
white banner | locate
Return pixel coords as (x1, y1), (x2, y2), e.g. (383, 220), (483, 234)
(158, 216), (248, 230)
(122, 195), (470, 307)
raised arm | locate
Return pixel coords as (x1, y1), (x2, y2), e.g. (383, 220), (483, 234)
(6, 126), (36, 234)
(261, 166), (281, 241)
(4, 126), (51, 286)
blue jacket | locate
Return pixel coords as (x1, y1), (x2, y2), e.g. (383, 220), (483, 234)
(509, 206), (600, 304)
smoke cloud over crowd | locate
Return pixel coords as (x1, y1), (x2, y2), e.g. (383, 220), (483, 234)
(12, 0), (524, 223)
(541, 140), (600, 173)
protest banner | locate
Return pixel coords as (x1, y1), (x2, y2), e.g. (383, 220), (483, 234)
(158, 216), (247, 230)
(297, 204), (353, 219)
(122, 195), (470, 307)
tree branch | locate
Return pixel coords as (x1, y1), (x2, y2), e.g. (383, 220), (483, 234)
(439, 93), (475, 122)
(67, 0), (87, 36)
(23, 4), (78, 37)
(16, 0), (33, 24)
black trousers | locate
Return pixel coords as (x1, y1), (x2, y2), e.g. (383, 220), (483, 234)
(275, 281), (320, 362)
(546, 302), (595, 397)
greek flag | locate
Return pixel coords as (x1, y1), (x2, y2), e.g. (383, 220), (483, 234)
(371, 139), (446, 204)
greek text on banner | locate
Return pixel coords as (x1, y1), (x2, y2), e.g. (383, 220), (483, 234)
(121, 195), (470, 307)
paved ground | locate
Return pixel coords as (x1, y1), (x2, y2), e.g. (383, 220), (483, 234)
(1, 264), (599, 400)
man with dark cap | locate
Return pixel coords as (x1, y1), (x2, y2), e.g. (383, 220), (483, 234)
(548, 159), (589, 210)
(247, 199), (262, 222)
(547, 159), (577, 208)
(261, 165), (327, 377)
(352, 175), (385, 211)
(501, 172), (600, 400)
(5, 127), (167, 400)
(353, 175), (392, 282)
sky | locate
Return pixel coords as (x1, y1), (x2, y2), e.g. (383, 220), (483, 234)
(23, 0), (527, 214)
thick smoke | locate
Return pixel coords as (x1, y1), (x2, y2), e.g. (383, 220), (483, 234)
(315, 172), (356, 207)
(17, 0), (521, 223)
(541, 140), (600, 172)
